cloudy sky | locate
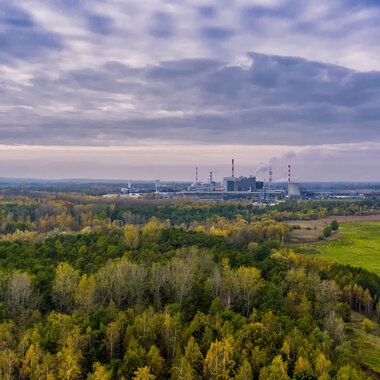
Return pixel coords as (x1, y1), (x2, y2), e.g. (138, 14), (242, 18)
(1, 0), (380, 181)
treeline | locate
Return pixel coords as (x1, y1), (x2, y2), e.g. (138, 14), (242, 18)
(0, 222), (289, 296)
(0, 197), (379, 238)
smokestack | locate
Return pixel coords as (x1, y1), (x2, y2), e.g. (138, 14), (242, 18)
(209, 171), (213, 184)
(196, 166), (198, 183)
(288, 164), (291, 183)
(269, 166), (272, 189)
(232, 159), (235, 178)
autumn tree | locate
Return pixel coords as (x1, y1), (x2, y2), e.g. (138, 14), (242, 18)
(133, 366), (156, 380)
(87, 362), (112, 380)
(142, 217), (161, 244)
(56, 336), (83, 380)
(124, 224), (140, 249)
(105, 320), (124, 360)
(235, 359), (253, 380)
(4, 272), (39, 318)
(22, 344), (45, 380)
(146, 345), (165, 378)
(203, 338), (235, 379)
(170, 357), (196, 380)
(52, 263), (80, 313)
(259, 355), (289, 380)
(75, 274), (96, 314)
(184, 336), (203, 374)
(231, 266), (264, 316)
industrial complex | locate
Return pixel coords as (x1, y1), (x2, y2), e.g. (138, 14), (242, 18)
(180, 159), (300, 202)
(106, 159), (304, 204)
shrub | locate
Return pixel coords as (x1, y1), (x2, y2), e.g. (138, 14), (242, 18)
(362, 318), (374, 333)
(330, 220), (339, 231)
(323, 226), (332, 238)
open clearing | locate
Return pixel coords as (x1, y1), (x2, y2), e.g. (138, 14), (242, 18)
(311, 222), (380, 275)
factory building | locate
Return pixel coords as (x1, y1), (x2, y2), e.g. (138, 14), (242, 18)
(240, 176), (256, 191)
(222, 176), (261, 192)
(223, 177), (238, 191)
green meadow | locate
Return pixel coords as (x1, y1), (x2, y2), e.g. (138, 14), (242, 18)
(313, 222), (380, 275)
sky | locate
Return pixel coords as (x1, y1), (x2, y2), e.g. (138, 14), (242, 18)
(1, 0), (380, 181)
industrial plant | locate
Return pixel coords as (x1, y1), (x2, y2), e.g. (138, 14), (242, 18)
(104, 158), (369, 203)
(175, 159), (300, 202)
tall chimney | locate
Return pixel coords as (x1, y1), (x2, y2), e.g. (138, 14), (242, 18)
(232, 159), (235, 178)
(288, 164), (291, 183)
(269, 166), (272, 189)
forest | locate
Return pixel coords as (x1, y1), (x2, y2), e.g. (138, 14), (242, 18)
(0, 194), (379, 379)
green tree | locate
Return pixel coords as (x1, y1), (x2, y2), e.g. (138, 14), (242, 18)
(323, 226), (332, 238)
(330, 220), (339, 231)
(294, 369), (317, 380)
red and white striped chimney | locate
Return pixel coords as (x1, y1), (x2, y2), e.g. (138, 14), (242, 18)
(232, 159), (235, 178)
(288, 164), (291, 183)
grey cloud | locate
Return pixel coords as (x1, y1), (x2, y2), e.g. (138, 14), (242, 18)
(0, 4), (62, 61)
(201, 27), (234, 40)
(86, 13), (114, 35)
(197, 6), (217, 19)
(149, 12), (175, 38)
(2, 52), (380, 146)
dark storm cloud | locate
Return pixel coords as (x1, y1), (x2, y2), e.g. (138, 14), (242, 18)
(2, 52), (380, 146)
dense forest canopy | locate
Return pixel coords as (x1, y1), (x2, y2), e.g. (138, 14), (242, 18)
(0, 195), (379, 379)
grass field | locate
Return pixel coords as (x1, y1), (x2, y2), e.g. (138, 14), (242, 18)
(312, 222), (380, 275)
(346, 312), (380, 375)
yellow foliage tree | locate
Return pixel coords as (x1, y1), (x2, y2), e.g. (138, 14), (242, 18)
(87, 362), (112, 380)
(259, 355), (289, 380)
(75, 274), (96, 314)
(146, 345), (165, 378)
(203, 338), (235, 379)
(124, 224), (140, 249)
(315, 353), (331, 377)
(56, 336), (83, 380)
(133, 366), (156, 380)
(294, 356), (311, 373)
(184, 336), (203, 374)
